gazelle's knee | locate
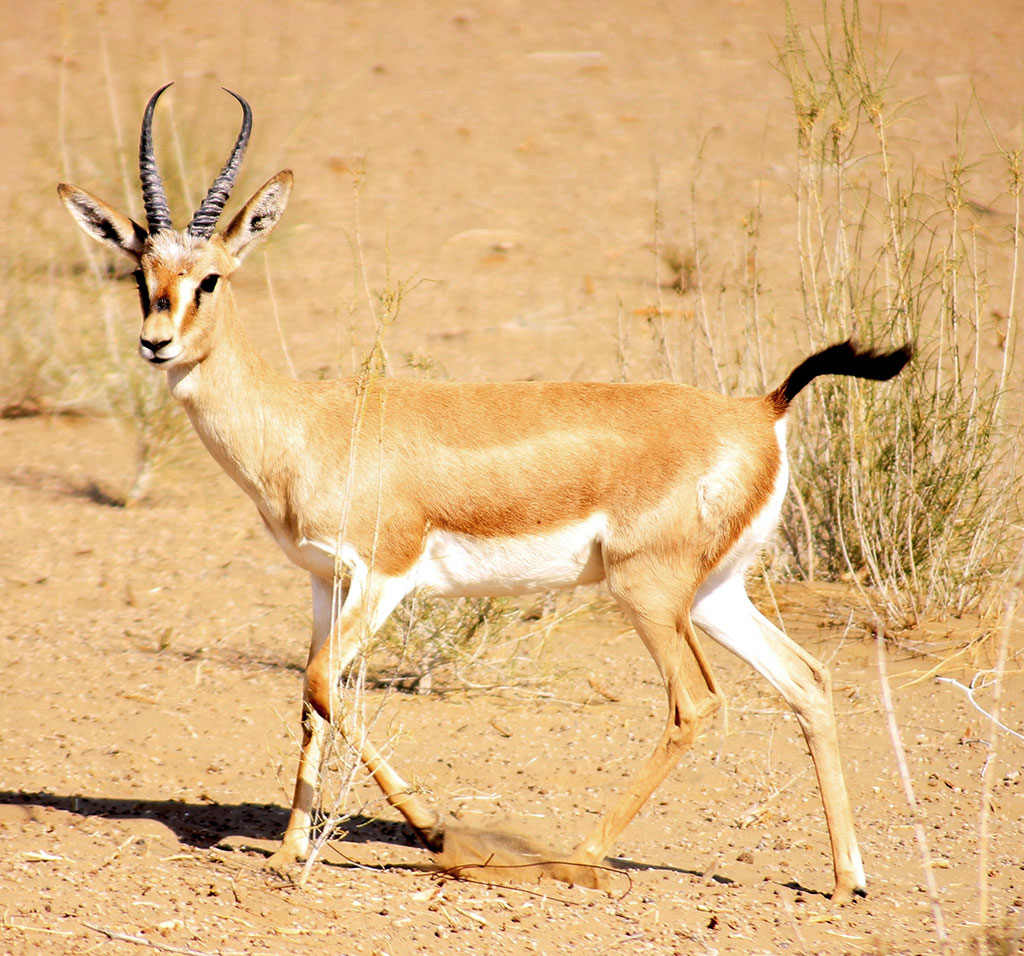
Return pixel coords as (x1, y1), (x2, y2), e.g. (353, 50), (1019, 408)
(666, 689), (720, 752)
(789, 658), (833, 720)
(304, 664), (335, 723)
(699, 687), (724, 722)
(692, 687), (723, 741)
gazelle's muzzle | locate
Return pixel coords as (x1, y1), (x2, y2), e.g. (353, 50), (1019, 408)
(139, 311), (182, 365)
(139, 336), (180, 365)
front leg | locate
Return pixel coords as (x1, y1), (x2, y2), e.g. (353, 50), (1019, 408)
(267, 701), (326, 868)
(266, 574), (337, 869)
(270, 570), (443, 869)
(303, 568), (443, 849)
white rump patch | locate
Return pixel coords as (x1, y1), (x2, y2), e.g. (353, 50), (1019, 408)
(698, 418), (789, 591)
(696, 443), (746, 526)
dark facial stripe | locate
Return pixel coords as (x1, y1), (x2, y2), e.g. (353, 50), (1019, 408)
(133, 270), (151, 314)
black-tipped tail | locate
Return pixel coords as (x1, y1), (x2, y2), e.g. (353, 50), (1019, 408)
(767, 339), (912, 414)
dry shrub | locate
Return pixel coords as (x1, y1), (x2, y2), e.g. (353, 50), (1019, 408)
(639, 3), (1023, 627)
(369, 595), (522, 694)
(777, 1), (1023, 625)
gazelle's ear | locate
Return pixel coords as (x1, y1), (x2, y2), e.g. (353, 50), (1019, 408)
(221, 170), (292, 262)
(57, 184), (147, 261)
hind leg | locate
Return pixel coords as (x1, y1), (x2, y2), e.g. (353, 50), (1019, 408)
(692, 573), (865, 902)
(570, 572), (722, 880)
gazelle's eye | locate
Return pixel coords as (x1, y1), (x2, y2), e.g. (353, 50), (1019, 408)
(194, 273), (221, 309)
(133, 269), (151, 314)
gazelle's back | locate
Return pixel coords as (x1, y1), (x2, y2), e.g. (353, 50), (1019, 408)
(298, 376), (784, 579)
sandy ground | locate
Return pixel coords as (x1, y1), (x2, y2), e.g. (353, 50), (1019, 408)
(3, 1), (1024, 953)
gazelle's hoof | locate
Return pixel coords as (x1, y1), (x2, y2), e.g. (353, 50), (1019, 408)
(830, 882), (867, 904)
(433, 821), (617, 890)
(543, 856), (614, 891)
(264, 844), (305, 875)
(416, 821), (446, 854)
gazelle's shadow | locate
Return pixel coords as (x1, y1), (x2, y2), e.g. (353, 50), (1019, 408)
(1, 790), (830, 897)
(0, 790), (417, 850)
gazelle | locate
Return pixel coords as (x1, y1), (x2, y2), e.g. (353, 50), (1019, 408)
(59, 84), (909, 903)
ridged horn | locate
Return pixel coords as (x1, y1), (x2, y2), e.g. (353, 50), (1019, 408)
(139, 83), (174, 235)
(187, 88), (252, 238)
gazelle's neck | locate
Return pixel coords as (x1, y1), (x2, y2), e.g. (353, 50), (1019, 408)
(166, 289), (272, 402)
(166, 293), (297, 512)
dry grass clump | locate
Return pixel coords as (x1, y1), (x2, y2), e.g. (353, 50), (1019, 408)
(368, 595), (520, 694)
(776, 1), (1022, 626)
(0, 251), (72, 419)
(779, 8), (1024, 952)
(366, 591), (579, 697)
(640, 3), (1022, 628)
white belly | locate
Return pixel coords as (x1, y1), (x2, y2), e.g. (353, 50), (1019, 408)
(266, 512), (608, 599)
(413, 514), (609, 597)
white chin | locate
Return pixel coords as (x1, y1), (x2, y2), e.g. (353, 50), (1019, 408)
(140, 349), (182, 366)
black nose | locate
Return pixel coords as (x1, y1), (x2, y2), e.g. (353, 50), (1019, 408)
(140, 336), (172, 353)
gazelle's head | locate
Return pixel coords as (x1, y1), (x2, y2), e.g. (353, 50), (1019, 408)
(59, 84), (291, 369)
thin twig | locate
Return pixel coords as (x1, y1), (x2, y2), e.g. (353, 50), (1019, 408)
(782, 895), (811, 956)
(81, 921), (216, 956)
(977, 571), (1018, 931)
(934, 676), (1024, 742)
(264, 249), (296, 379)
(440, 858), (633, 903)
(875, 629), (949, 951)
(2, 921), (73, 938)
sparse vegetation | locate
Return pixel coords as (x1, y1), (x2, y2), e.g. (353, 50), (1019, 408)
(777, 1), (1022, 625)
(369, 595), (520, 694)
(637, 8), (1024, 952)
(3, 3), (1023, 952)
(641, 3), (1022, 630)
